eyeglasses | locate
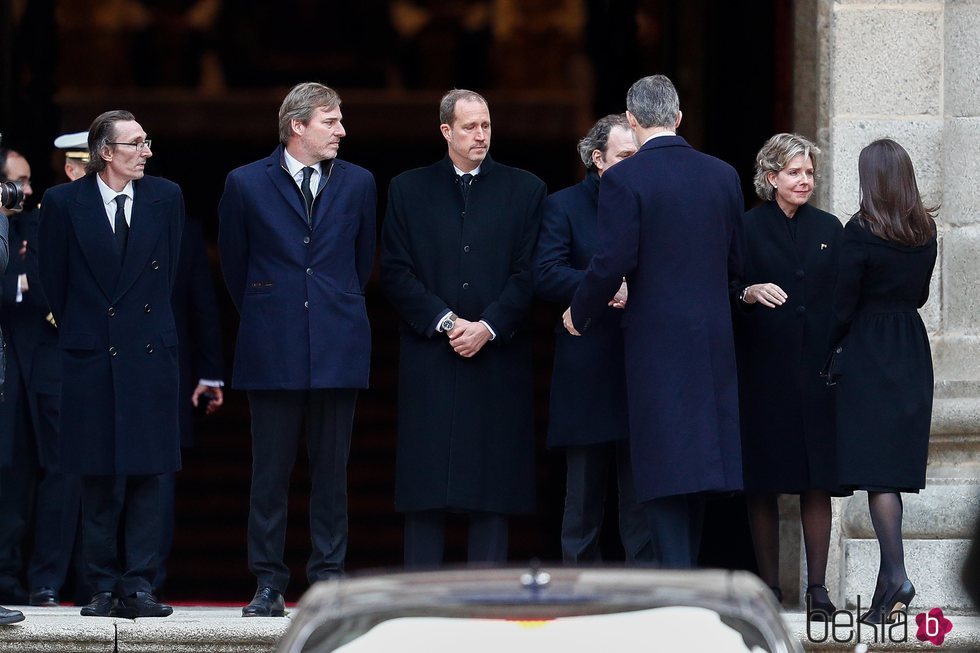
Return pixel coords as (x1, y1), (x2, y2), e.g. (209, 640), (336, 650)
(107, 140), (152, 152)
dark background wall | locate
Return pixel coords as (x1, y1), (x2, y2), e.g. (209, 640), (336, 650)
(1, 0), (793, 601)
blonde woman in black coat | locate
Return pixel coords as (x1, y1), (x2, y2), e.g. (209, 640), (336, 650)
(826, 139), (937, 624)
(733, 133), (842, 618)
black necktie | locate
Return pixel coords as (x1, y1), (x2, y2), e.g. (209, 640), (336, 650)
(114, 194), (129, 256)
(459, 173), (473, 202)
(301, 166), (315, 223)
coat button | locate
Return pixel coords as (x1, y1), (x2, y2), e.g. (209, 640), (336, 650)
(107, 307), (115, 317)
(795, 269), (805, 279)
(463, 245), (470, 253)
(836, 346), (842, 353)
(151, 260), (160, 270)
(462, 282), (470, 290)
(146, 344), (154, 354)
(304, 300), (309, 309)
(303, 236), (311, 244)
(109, 346), (117, 356)
(306, 268), (313, 276)
(795, 305), (806, 314)
(144, 304), (151, 313)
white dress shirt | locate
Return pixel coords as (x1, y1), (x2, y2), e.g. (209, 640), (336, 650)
(95, 174), (135, 231)
(283, 149), (322, 197)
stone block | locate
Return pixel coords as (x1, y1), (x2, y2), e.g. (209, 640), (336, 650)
(921, 230), (942, 334)
(946, 1), (980, 117)
(841, 538), (972, 613)
(831, 5), (942, 116)
(828, 118), (943, 221)
(933, 335), (980, 383)
(942, 224), (980, 334)
(943, 118), (980, 226)
(840, 478), (980, 539)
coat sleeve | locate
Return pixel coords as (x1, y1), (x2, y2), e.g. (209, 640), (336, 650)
(355, 171), (377, 292)
(37, 192), (69, 323)
(19, 212), (53, 312)
(480, 178), (547, 342)
(380, 178), (455, 336)
(533, 193), (586, 305)
(726, 182), (753, 313)
(570, 169), (637, 333)
(827, 219), (868, 352)
(917, 234), (938, 308)
(217, 171), (248, 313)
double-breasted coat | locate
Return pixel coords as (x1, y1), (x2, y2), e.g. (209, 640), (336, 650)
(733, 201), (842, 493)
(37, 174), (184, 475)
(218, 146), (376, 390)
(381, 155), (546, 515)
(828, 218), (937, 492)
(534, 171), (629, 448)
(570, 135), (744, 502)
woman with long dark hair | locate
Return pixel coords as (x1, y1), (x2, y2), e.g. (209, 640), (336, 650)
(826, 138), (937, 624)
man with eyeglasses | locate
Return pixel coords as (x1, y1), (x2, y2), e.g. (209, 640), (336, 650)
(38, 110), (184, 618)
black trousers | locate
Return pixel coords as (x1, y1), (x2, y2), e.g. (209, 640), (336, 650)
(81, 474), (163, 597)
(644, 493), (706, 569)
(247, 389), (357, 593)
(404, 511), (509, 567)
(0, 371), (81, 596)
(562, 441), (655, 564)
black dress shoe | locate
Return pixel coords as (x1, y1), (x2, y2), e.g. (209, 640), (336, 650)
(0, 606), (25, 625)
(111, 592), (173, 618)
(80, 592), (115, 617)
(861, 579), (915, 625)
(242, 587), (285, 617)
(29, 587), (59, 607)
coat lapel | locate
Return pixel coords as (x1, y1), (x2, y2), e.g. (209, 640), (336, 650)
(70, 175), (121, 301)
(115, 179), (168, 300)
(266, 148), (310, 228)
(311, 160), (344, 230)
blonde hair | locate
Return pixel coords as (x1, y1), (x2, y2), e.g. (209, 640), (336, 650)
(753, 133), (820, 201)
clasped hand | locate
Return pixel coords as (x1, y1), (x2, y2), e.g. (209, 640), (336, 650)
(447, 317), (491, 357)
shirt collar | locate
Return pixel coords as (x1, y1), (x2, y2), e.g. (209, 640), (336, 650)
(283, 148), (322, 179)
(453, 164), (481, 177)
(95, 173), (134, 206)
(641, 130), (676, 145)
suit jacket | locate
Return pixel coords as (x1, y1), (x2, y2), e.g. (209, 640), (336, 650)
(570, 135), (744, 501)
(38, 173), (184, 475)
(533, 171), (628, 448)
(381, 154), (545, 514)
(218, 146), (376, 390)
(172, 218), (224, 446)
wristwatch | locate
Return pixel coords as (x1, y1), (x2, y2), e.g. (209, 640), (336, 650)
(739, 287), (750, 303)
(440, 312), (457, 332)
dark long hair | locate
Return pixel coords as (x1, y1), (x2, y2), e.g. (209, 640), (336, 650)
(853, 138), (936, 246)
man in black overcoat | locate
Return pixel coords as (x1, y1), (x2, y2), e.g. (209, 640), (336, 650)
(381, 89), (546, 566)
(534, 114), (653, 564)
(38, 110), (183, 618)
(565, 75), (744, 569)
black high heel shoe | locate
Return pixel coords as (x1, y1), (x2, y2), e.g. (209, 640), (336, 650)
(805, 584), (837, 621)
(861, 579), (915, 625)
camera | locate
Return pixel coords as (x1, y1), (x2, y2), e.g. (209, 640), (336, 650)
(0, 180), (25, 211)
(0, 133), (25, 211)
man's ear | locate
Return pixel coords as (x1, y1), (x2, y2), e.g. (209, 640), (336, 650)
(674, 110), (683, 130)
(591, 149), (604, 171)
(625, 111), (638, 130)
(291, 119), (306, 137)
(440, 123), (452, 142)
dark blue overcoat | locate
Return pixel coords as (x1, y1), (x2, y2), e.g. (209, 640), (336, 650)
(570, 136), (744, 501)
(37, 174), (184, 475)
(534, 172), (629, 448)
(218, 146), (376, 390)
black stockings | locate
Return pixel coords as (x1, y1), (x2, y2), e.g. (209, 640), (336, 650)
(867, 491), (907, 603)
(747, 491), (832, 592)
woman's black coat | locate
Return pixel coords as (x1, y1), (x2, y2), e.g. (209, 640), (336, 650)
(733, 201), (842, 493)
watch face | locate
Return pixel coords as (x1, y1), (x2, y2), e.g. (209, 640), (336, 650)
(441, 319), (454, 331)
